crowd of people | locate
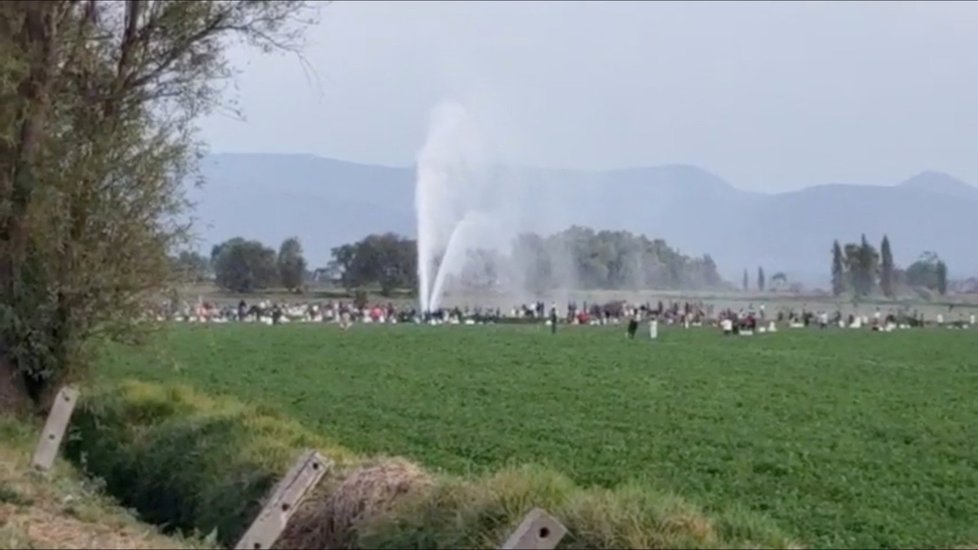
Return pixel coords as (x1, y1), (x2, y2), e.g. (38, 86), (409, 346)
(152, 297), (977, 332)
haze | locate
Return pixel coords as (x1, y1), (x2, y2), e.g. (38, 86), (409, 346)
(201, 0), (978, 192)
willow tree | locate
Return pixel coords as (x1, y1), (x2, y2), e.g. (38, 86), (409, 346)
(0, 1), (315, 411)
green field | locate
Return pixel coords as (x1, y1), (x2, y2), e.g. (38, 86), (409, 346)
(96, 324), (978, 549)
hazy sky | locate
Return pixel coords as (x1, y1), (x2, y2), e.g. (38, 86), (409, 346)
(200, 1), (978, 192)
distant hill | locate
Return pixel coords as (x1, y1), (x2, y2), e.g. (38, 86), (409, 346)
(190, 153), (978, 287)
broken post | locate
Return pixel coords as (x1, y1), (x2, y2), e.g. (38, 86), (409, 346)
(501, 508), (567, 550)
(235, 449), (330, 550)
(31, 386), (79, 471)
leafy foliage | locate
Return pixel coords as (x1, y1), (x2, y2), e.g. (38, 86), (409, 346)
(65, 381), (353, 548)
(836, 235), (879, 297)
(213, 238), (277, 293)
(0, 0), (314, 406)
(936, 260), (947, 295)
(831, 237), (952, 298)
(510, 227), (725, 291)
(170, 251), (211, 283)
(329, 227), (727, 295)
(905, 251), (944, 292)
(880, 235), (894, 297)
(330, 233), (418, 296)
(831, 240), (845, 296)
(277, 236), (306, 292)
(853, 235), (879, 296)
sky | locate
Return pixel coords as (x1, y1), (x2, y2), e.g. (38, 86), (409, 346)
(200, 1), (978, 193)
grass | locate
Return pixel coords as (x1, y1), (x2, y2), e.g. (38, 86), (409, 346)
(95, 323), (978, 548)
(63, 381), (358, 548)
(0, 415), (208, 550)
(66, 380), (793, 549)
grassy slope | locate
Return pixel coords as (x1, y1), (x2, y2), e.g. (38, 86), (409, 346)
(97, 324), (978, 548)
(0, 417), (206, 550)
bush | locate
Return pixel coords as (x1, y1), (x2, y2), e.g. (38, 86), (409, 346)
(65, 381), (356, 547)
(66, 381), (797, 549)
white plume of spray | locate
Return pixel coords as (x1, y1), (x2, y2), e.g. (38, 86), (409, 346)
(415, 102), (493, 312)
(415, 99), (578, 312)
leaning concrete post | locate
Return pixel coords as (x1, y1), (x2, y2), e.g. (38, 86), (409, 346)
(235, 449), (330, 550)
(501, 508), (567, 550)
(32, 386), (79, 471)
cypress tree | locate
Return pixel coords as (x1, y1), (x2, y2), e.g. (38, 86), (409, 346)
(880, 235), (894, 297)
(831, 240), (845, 296)
(936, 260), (948, 295)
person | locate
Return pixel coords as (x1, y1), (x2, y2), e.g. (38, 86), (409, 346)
(627, 315), (639, 339)
(721, 317), (733, 335)
(549, 305), (558, 334)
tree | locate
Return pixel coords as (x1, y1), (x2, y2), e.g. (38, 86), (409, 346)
(277, 237), (306, 292)
(171, 251), (211, 283)
(742, 269), (749, 292)
(880, 235), (894, 298)
(331, 233), (417, 296)
(0, 1), (314, 410)
(841, 236), (878, 297)
(757, 266), (765, 292)
(831, 240), (845, 296)
(936, 260), (948, 295)
(214, 238), (277, 293)
(905, 251), (943, 291)
(701, 255), (723, 288)
(857, 234), (879, 296)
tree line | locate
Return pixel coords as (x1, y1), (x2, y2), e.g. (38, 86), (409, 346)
(830, 234), (948, 297)
(189, 231), (955, 301)
(190, 226), (729, 296)
(505, 226), (725, 292)
(172, 236), (309, 294)
(327, 226), (727, 295)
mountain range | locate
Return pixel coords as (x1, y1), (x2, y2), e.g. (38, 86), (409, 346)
(189, 153), (978, 287)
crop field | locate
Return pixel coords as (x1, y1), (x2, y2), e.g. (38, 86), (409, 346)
(95, 324), (978, 549)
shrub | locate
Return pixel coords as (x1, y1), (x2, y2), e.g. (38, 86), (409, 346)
(65, 381), (355, 547)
